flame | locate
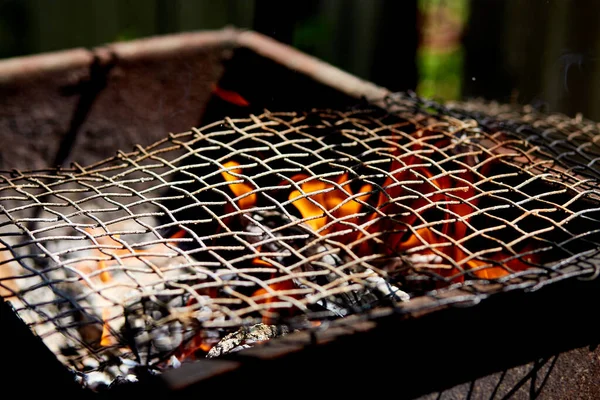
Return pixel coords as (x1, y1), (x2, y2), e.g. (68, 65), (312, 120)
(172, 268), (298, 360)
(252, 280), (297, 305)
(100, 307), (113, 347)
(174, 335), (215, 362)
(212, 84), (250, 107)
(288, 173), (372, 235)
(465, 248), (537, 280)
(252, 278), (298, 325)
(176, 139), (541, 358)
(252, 257), (273, 268)
(97, 259), (112, 283)
(283, 131), (536, 282)
(250, 247), (299, 324)
(168, 229), (187, 240)
(221, 161), (257, 209)
(372, 135), (536, 280)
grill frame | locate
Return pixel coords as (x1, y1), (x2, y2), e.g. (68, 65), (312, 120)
(1, 29), (599, 399)
(133, 276), (600, 399)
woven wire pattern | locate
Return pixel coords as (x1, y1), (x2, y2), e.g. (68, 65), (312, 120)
(1, 98), (599, 380)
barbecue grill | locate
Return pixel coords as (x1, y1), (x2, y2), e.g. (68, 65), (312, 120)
(1, 29), (598, 399)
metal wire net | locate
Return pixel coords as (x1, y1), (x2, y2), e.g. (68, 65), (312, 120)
(1, 94), (599, 388)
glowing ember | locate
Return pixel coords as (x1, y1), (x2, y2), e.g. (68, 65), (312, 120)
(212, 84), (250, 107)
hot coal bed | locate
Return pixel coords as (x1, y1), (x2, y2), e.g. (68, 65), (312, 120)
(1, 92), (599, 398)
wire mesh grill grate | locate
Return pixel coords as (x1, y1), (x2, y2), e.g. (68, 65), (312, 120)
(1, 94), (599, 387)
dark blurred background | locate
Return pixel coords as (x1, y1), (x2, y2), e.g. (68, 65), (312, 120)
(1, 0), (599, 120)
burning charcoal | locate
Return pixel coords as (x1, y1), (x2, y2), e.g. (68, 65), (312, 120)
(242, 210), (362, 316)
(207, 323), (290, 358)
(4, 99), (600, 388)
(243, 209), (309, 254)
(243, 208), (409, 315)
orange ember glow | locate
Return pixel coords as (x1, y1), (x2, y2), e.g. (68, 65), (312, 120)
(212, 84), (250, 107)
(174, 335), (215, 362)
(464, 248), (537, 280)
(98, 260), (112, 283)
(250, 247), (299, 324)
(169, 229), (187, 240)
(252, 278), (297, 303)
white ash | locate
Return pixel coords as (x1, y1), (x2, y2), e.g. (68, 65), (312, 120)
(363, 268), (411, 302)
(122, 293), (227, 365)
(123, 296), (188, 364)
(167, 355), (181, 368)
(207, 323), (289, 358)
(84, 371), (113, 390)
(1, 214), (205, 389)
(80, 357), (142, 391)
(407, 253), (444, 267)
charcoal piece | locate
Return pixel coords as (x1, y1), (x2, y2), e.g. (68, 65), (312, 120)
(207, 323), (289, 358)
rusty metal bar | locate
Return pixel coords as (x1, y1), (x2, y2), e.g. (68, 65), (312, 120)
(102, 275), (600, 399)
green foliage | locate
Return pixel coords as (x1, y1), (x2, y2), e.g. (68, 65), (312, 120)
(417, 0), (470, 101)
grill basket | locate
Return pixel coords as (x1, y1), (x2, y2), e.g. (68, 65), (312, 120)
(1, 30), (599, 399)
(1, 93), (599, 394)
